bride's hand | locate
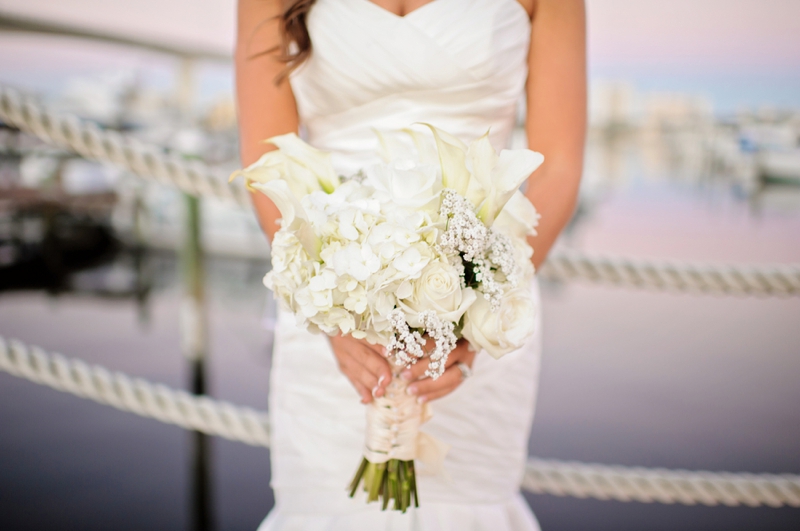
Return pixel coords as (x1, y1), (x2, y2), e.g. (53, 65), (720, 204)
(400, 338), (476, 403)
(327, 334), (392, 404)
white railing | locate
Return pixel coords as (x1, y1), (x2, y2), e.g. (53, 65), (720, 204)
(3, 335), (798, 508)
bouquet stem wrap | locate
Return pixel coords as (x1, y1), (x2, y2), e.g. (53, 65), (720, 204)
(348, 374), (448, 512)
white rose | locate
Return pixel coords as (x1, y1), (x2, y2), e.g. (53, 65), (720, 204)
(461, 288), (537, 359)
(398, 260), (476, 327)
(366, 158), (441, 210)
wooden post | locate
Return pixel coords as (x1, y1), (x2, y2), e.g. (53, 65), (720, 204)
(177, 57), (214, 531)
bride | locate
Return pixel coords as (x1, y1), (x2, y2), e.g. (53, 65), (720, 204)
(235, 0), (586, 528)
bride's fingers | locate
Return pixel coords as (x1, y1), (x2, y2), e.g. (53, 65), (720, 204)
(349, 344), (392, 397)
(406, 364), (463, 403)
(330, 336), (392, 399)
(340, 357), (380, 402)
(350, 379), (372, 404)
(343, 346), (394, 399)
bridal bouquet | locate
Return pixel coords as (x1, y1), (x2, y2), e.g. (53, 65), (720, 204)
(233, 124), (543, 512)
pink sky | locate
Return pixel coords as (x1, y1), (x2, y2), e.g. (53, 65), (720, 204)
(588, 0), (800, 73)
(1, 0), (799, 73)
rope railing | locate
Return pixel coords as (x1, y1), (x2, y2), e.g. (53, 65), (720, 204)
(2, 84), (799, 297)
(0, 86), (250, 208)
(2, 335), (799, 508)
(524, 459), (800, 508)
(0, 336), (270, 447)
(539, 250), (800, 297)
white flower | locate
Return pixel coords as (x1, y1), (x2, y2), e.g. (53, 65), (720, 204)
(250, 179), (321, 260)
(367, 222), (420, 261)
(415, 124), (543, 228)
(476, 149), (544, 227)
(369, 288), (398, 320)
(391, 243), (432, 279)
(316, 307), (356, 335)
(397, 260), (477, 327)
(230, 134), (340, 202)
(343, 283), (369, 314)
(492, 190), (540, 240)
(366, 158), (441, 211)
(267, 133), (340, 193)
(421, 123), (472, 197)
(330, 242), (381, 282)
(461, 287), (537, 359)
(230, 149), (319, 200)
(463, 130), (496, 208)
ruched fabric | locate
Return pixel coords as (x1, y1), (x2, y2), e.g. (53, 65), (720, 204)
(259, 1), (542, 529)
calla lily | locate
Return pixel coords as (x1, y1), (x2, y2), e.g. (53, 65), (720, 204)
(230, 149), (319, 200)
(372, 127), (447, 166)
(420, 123), (472, 196)
(401, 127), (439, 165)
(493, 190), (540, 239)
(266, 133), (340, 193)
(251, 179), (322, 261)
(373, 128), (417, 163)
(464, 130), (495, 208)
(476, 149), (544, 226)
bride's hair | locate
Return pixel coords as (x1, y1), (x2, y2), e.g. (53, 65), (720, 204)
(274, 0), (317, 84)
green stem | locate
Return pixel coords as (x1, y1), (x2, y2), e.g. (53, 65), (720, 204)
(409, 460), (419, 508)
(381, 465), (390, 511)
(349, 457), (418, 511)
(368, 462), (386, 502)
(399, 460), (409, 513)
(348, 457), (368, 498)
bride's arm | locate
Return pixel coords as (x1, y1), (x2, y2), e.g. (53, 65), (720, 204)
(236, 0), (299, 242)
(523, 0), (587, 269)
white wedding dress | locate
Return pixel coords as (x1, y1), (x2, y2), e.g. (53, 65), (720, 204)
(258, 0), (543, 529)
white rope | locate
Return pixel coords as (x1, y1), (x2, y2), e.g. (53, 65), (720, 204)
(538, 250), (800, 297)
(0, 86), (250, 208)
(524, 458), (800, 508)
(2, 335), (799, 508)
(0, 335), (270, 448)
(2, 84), (799, 297)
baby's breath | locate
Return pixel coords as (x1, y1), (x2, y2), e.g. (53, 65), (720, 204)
(418, 311), (457, 379)
(437, 188), (519, 311)
(387, 309), (425, 367)
(437, 189), (489, 262)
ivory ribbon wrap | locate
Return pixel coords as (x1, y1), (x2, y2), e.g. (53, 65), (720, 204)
(363, 377), (450, 474)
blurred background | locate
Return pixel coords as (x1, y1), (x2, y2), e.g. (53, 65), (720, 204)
(0, 0), (799, 530)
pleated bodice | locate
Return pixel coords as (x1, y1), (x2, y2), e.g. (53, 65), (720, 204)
(290, 0), (531, 174)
